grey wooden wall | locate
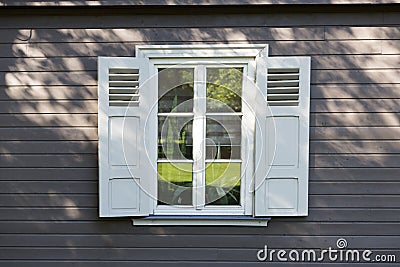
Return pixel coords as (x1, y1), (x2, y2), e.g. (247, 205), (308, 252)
(0, 6), (399, 266)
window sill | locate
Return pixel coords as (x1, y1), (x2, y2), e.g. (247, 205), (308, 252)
(132, 215), (270, 227)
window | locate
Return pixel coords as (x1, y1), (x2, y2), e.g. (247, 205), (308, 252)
(98, 45), (311, 224)
(156, 65), (248, 215)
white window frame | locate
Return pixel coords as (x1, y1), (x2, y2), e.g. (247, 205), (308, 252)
(153, 62), (251, 216)
(137, 45), (268, 216)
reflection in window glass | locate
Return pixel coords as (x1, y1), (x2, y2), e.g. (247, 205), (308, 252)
(205, 163), (241, 205)
(206, 68), (243, 113)
(158, 116), (193, 160)
(158, 68), (194, 113)
(206, 115), (241, 160)
(158, 163), (193, 205)
(157, 66), (245, 210)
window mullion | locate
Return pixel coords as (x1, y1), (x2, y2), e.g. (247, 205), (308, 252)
(193, 65), (206, 210)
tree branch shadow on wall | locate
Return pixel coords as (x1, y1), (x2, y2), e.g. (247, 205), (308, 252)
(0, 13), (399, 252)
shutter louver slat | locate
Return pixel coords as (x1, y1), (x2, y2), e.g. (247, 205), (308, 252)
(267, 68), (300, 106)
(108, 68), (140, 107)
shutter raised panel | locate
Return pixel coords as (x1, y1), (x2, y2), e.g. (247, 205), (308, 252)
(255, 56), (310, 217)
(98, 57), (154, 217)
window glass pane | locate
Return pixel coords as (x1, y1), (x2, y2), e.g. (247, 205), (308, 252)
(158, 68), (194, 113)
(205, 163), (241, 205)
(158, 116), (193, 160)
(206, 68), (243, 113)
(158, 163), (193, 205)
(206, 115), (241, 160)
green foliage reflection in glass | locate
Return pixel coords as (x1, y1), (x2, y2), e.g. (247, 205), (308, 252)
(158, 68), (194, 205)
(158, 68), (194, 160)
(206, 116), (241, 160)
(158, 68), (194, 113)
(158, 116), (193, 160)
(205, 163), (241, 205)
(206, 68), (243, 112)
(157, 67), (243, 207)
(158, 163), (193, 205)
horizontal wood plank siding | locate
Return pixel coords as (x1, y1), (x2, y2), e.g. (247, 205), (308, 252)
(2, 0), (400, 7)
(0, 7), (399, 266)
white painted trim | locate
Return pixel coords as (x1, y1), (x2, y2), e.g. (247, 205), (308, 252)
(154, 204), (245, 215)
(136, 44), (268, 59)
(153, 61), (254, 216)
(242, 60), (257, 215)
(193, 65), (206, 209)
(132, 216), (269, 227)
(151, 58), (255, 65)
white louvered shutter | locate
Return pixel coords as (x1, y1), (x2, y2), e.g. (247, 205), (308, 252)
(254, 56), (311, 216)
(98, 57), (155, 217)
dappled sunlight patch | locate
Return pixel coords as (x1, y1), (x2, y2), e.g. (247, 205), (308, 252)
(5, 71), (96, 86)
(270, 27), (324, 41)
(312, 55), (400, 70)
(382, 40), (400, 54)
(311, 140), (400, 154)
(6, 57), (90, 72)
(65, 207), (81, 219)
(325, 26), (400, 40)
(313, 69), (400, 84)
(0, 114), (97, 127)
(311, 99), (400, 113)
(2, 85), (96, 100)
(311, 127), (400, 140)
(0, 99), (97, 114)
(223, 28), (248, 42)
(271, 40), (381, 56)
(12, 43), (42, 57)
(311, 84), (400, 99)
(312, 154), (400, 168)
(311, 113), (400, 127)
